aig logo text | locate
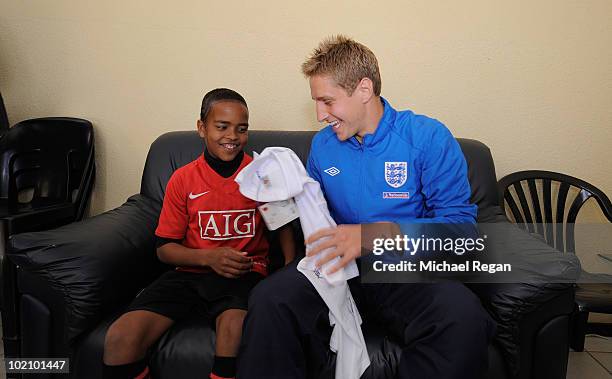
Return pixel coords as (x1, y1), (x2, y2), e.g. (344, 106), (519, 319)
(198, 209), (256, 240)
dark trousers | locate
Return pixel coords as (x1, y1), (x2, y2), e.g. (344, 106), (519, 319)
(237, 261), (496, 379)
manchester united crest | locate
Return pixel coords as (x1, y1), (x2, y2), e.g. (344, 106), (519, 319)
(385, 162), (408, 188)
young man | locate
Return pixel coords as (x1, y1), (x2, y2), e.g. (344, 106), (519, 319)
(238, 36), (496, 379)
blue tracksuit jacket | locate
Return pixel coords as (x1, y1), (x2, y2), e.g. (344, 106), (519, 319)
(306, 98), (477, 225)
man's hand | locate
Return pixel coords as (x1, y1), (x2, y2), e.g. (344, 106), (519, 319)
(204, 247), (253, 279)
(305, 224), (361, 275)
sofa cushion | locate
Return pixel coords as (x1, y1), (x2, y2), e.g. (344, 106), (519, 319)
(72, 311), (509, 379)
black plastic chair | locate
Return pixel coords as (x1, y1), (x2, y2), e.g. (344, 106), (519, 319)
(0, 92), (9, 139)
(498, 170), (612, 351)
(0, 117), (95, 358)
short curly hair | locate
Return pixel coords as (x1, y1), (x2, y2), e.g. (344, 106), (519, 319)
(200, 88), (247, 121)
(301, 35), (381, 96)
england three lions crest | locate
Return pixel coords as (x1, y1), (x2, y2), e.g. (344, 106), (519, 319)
(385, 162), (408, 188)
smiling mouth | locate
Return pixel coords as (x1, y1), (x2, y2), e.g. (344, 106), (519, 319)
(221, 143), (239, 151)
(329, 120), (340, 129)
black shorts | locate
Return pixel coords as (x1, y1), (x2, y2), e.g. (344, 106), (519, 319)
(125, 270), (264, 324)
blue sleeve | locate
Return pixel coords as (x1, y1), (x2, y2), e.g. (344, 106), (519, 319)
(306, 142), (326, 196)
(413, 123), (477, 224)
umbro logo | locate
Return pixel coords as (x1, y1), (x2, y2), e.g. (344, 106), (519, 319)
(189, 191), (210, 200)
(324, 167), (340, 176)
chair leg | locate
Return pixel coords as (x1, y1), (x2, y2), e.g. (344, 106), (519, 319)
(570, 309), (589, 352)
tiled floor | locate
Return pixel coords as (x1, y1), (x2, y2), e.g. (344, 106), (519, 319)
(0, 315), (610, 378)
(568, 335), (612, 378)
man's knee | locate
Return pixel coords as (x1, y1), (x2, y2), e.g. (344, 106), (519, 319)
(430, 282), (494, 337)
(249, 264), (316, 310)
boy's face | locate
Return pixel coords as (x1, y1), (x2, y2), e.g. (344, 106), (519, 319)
(309, 74), (367, 141)
(197, 101), (249, 162)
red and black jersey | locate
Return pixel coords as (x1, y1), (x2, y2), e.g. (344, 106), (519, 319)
(155, 153), (269, 276)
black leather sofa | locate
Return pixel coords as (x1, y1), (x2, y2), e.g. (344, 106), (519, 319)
(7, 130), (579, 379)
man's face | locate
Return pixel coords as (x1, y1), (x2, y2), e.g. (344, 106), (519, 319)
(197, 101), (249, 161)
(309, 75), (366, 141)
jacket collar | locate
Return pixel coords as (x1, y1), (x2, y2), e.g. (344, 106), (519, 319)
(349, 97), (396, 148)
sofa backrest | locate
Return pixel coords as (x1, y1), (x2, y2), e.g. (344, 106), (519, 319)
(140, 131), (315, 205)
(140, 131), (500, 221)
(457, 138), (503, 221)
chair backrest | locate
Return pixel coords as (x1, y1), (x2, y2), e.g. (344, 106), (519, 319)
(0, 92), (9, 139)
(498, 170), (612, 253)
(0, 117), (95, 217)
(140, 130), (501, 220)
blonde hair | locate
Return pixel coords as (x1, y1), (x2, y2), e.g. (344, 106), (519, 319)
(301, 35), (381, 96)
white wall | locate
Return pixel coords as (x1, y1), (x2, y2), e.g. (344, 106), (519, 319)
(1, 0), (610, 218)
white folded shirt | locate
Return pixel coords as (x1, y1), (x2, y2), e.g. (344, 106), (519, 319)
(235, 147), (370, 379)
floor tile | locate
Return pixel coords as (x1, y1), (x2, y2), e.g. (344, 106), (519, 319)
(590, 352), (612, 375)
(590, 313), (612, 324)
(586, 335), (612, 353)
(567, 352), (611, 378)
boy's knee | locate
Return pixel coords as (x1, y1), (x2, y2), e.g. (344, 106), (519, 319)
(217, 309), (246, 325)
(104, 322), (146, 363)
(217, 310), (246, 338)
(105, 323), (133, 349)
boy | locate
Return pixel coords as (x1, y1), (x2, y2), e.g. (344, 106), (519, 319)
(104, 88), (295, 379)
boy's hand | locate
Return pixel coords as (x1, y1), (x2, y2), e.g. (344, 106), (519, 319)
(204, 248), (253, 278)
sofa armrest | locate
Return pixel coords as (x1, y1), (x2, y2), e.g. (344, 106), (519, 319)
(471, 281), (574, 378)
(8, 194), (166, 344)
(469, 222), (580, 377)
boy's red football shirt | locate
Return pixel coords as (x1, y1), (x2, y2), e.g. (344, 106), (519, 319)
(155, 153), (269, 276)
